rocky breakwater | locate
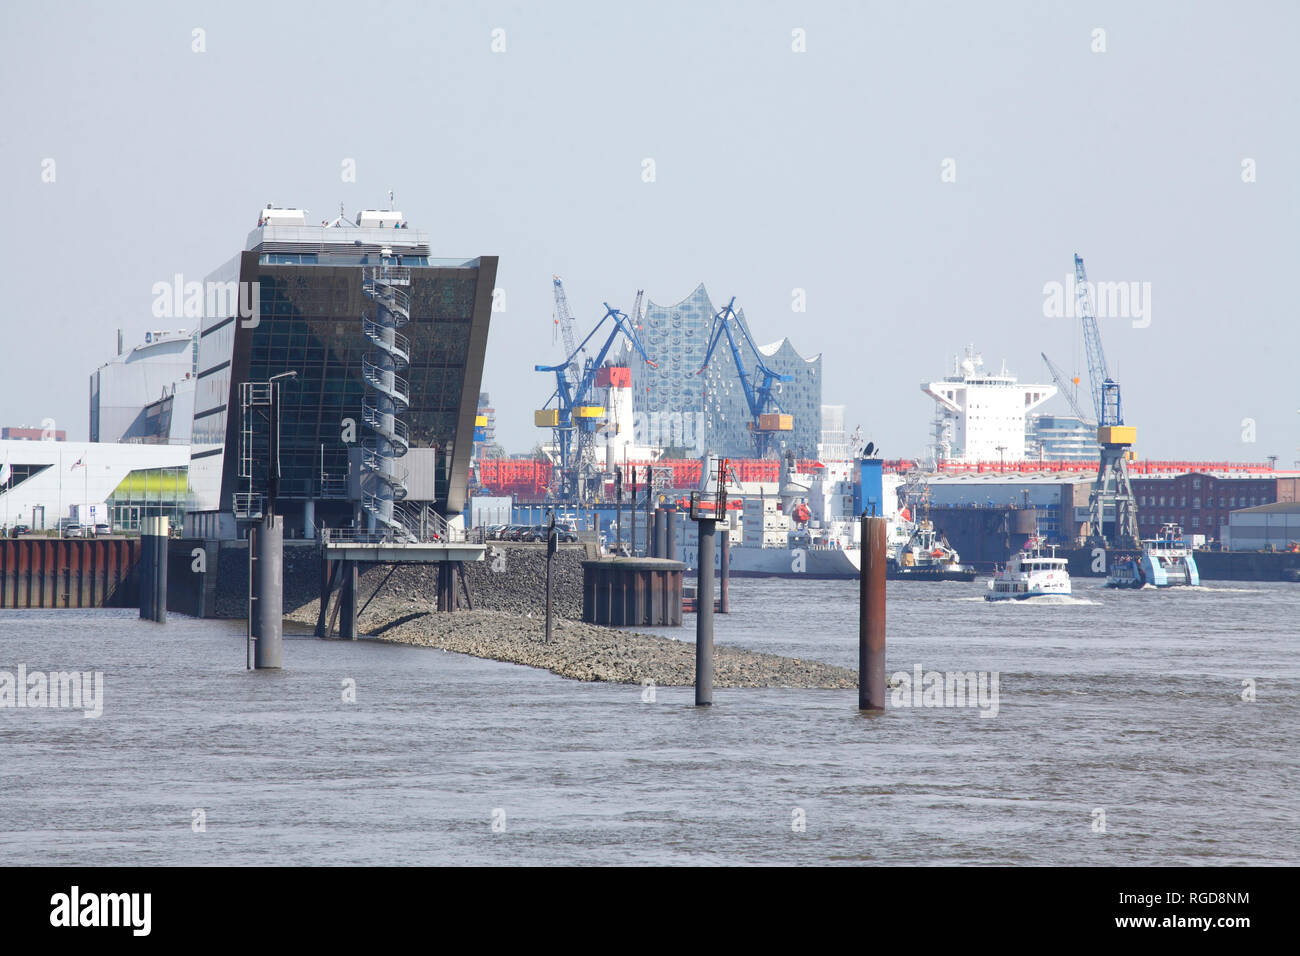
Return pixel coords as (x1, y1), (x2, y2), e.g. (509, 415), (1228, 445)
(286, 588), (856, 690)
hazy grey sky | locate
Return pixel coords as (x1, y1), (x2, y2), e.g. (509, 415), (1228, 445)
(3, 1), (1296, 462)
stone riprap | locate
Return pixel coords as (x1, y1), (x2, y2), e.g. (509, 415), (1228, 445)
(286, 588), (855, 689)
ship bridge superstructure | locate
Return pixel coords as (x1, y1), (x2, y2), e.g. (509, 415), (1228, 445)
(923, 346), (1055, 466)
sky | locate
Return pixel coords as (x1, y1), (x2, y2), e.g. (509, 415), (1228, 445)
(2, 0), (1296, 463)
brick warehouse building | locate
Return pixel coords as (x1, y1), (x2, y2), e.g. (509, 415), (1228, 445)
(1131, 472), (1300, 542)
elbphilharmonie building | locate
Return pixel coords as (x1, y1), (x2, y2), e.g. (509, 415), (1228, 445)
(619, 283), (821, 459)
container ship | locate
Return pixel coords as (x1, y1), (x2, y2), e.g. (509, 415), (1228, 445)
(676, 454), (901, 579)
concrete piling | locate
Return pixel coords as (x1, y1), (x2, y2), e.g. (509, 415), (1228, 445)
(139, 515), (168, 623)
(341, 560), (358, 640)
(665, 508), (678, 562)
(314, 558), (337, 637)
(859, 514), (888, 711)
(253, 514), (283, 669)
(696, 517), (716, 706)
(653, 508), (667, 560)
(545, 517), (556, 643)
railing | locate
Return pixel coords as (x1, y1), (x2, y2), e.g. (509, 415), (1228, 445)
(319, 475), (348, 499)
(362, 399), (410, 449)
(362, 264), (412, 286)
(319, 506), (468, 545)
(361, 357), (409, 406)
(362, 318), (410, 363)
(232, 492), (264, 520)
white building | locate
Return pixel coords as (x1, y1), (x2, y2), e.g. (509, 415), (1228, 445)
(89, 329), (198, 443)
(0, 439), (191, 532)
(923, 347), (1055, 465)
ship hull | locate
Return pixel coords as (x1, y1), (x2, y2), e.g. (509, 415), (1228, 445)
(1106, 554), (1201, 588)
(888, 561), (978, 582)
(680, 542), (861, 579)
(984, 587), (1071, 602)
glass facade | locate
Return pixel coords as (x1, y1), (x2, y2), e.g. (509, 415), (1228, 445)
(244, 266), (480, 501)
(627, 284), (821, 458)
(188, 234), (496, 534)
(106, 466), (191, 531)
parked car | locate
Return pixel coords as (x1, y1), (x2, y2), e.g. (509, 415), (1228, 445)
(8, 524), (30, 538)
(94, 523), (112, 537)
(63, 523), (86, 538)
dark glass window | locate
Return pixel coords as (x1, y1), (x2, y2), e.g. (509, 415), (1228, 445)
(242, 266), (480, 502)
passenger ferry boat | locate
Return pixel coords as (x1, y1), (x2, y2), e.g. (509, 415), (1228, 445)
(985, 536), (1071, 601)
(1106, 523), (1200, 588)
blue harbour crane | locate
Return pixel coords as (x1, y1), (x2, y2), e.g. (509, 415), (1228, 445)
(535, 284), (656, 499)
(1074, 253), (1139, 548)
(697, 297), (793, 458)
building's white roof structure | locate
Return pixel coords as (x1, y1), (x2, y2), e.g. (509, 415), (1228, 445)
(0, 440), (190, 530)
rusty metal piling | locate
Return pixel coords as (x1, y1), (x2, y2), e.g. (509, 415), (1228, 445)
(859, 514), (888, 710)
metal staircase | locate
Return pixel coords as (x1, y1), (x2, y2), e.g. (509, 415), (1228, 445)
(359, 256), (415, 541)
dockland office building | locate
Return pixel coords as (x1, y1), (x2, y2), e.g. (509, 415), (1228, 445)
(186, 206), (497, 540)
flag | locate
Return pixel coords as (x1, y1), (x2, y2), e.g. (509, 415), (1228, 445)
(900, 506), (912, 522)
(70, 457), (85, 470)
(0, 457), (9, 485)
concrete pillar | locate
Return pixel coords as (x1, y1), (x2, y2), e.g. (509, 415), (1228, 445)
(139, 515), (168, 623)
(665, 509), (678, 562)
(341, 561), (358, 640)
(254, 514), (283, 669)
(696, 518), (715, 707)
(654, 508), (667, 561)
(303, 499), (316, 539)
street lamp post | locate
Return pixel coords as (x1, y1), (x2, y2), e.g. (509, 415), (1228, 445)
(251, 370), (296, 671)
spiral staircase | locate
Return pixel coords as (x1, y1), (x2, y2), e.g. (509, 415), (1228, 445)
(359, 258), (416, 542)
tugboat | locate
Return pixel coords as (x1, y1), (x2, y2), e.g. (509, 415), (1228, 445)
(888, 519), (977, 581)
(985, 535), (1071, 601)
(1106, 523), (1200, 588)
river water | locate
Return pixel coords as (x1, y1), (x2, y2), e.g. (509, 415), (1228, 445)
(1, 578), (1296, 865)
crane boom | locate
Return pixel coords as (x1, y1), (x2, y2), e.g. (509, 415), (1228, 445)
(698, 297), (792, 421)
(1074, 253), (1111, 423)
(552, 276), (580, 387)
(697, 297), (793, 457)
(1041, 352), (1095, 426)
